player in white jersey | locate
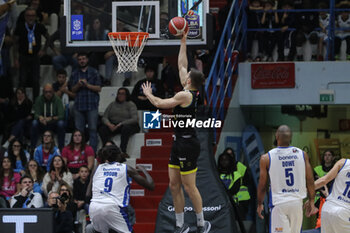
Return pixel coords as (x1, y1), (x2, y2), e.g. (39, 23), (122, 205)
(87, 145), (154, 233)
(257, 125), (317, 233)
(310, 158), (350, 232)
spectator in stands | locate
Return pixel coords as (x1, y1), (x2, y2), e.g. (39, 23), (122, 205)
(53, 69), (76, 104)
(4, 139), (30, 175)
(16, 0), (48, 25)
(13, 6), (51, 100)
(0, 74), (13, 142)
(42, 155), (73, 197)
(53, 69), (76, 130)
(261, 0), (280, 61)
(277, 0), (297, 61)
(335, 9), (350, 60)
(295, 0), (319, 61)
(58, 182), (77, 221)
(85, 17), (109, 83)
(131, 64), (164, 110)
(0, 157), (20, 208)
(73, 165), (90, 211)
(31, 84), (65, 150)
(45, 190), (59, 207)
(2, 87), (32, 149)
(99, 87), (140, 153)
(246, 0), (263, 61)
(85, 17), (108, 41)
(25, 159), (44, 194)
(10, 175), (44, 208)
(317, 3), (330, 61)
(50, 190), (74, 233)
(50, 30), (78, 72)
(217, 147), (251, 219)
(69, 52), (101, 152)
(62, 129), (95, 178)
(33, 130), (61, 172)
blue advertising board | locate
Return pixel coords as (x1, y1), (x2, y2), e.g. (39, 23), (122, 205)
(71, 15), (83, 40)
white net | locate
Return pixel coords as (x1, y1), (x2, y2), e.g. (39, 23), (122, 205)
(108, 32), (149, 73)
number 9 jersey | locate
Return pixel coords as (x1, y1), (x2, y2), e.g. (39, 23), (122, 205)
(91, 162), (131, 207)
(268, 147), (306, 206)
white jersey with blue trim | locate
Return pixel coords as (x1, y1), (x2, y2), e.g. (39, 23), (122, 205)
(326, 159), (350, 208)
(91, 162), (131, 207)
(268, 147), (306, 206)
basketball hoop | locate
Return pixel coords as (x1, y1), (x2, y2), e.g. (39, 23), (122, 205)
(108, 32), (149, 73)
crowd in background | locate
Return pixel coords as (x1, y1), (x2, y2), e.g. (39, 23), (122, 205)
(246, 0), (350, 61)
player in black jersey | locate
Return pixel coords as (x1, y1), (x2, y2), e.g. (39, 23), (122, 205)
(142, 31), (210, 233)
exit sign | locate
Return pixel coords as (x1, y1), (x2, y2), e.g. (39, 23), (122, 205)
(319, 90), (334, 103)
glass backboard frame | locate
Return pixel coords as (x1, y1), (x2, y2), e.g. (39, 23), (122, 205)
(63, 0), (210, 48)
(112, 1), (160, 39)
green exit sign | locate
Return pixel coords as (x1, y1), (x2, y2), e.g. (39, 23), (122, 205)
(319, 90), (334, 103)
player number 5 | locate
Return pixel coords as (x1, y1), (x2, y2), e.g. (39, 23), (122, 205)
(285, 168), (294, 186)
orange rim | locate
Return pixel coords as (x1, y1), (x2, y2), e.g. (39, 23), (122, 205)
(108, 32), (149, 40)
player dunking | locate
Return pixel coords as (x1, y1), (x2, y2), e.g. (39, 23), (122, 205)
(257, 125), (318, 233)
(142, 31), (210, 233)
(307, 158), (350, 232)
(87, 145), (154, 233)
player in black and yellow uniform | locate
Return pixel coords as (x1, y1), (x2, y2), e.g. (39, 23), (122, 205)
(142, 31), (210, 233)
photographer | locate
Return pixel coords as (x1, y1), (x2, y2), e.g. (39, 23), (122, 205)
(48, 191), (74, 233)
(10, 175), (43, 208)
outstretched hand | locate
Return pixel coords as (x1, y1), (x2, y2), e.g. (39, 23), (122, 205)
(141, 81), (152, 97)
(304, 200), (318, 217)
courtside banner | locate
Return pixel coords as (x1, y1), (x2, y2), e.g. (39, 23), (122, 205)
(154, 124), (237, 232)
(251, 63), (295, 89)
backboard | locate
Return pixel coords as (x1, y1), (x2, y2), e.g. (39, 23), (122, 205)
(63, 0), (212, 54)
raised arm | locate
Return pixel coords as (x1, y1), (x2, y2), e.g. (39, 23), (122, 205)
(178, 31), (189, 87)
(142, 81), (190, 109)
(315, 159), (346, 190)
(128, 165), (154, 191)
(257, 153), (269, 219)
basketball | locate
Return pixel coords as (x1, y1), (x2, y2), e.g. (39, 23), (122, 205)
(168, 17), (189, 36)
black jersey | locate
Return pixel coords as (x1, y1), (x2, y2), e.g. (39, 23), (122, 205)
(173, 89), (199, 137)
